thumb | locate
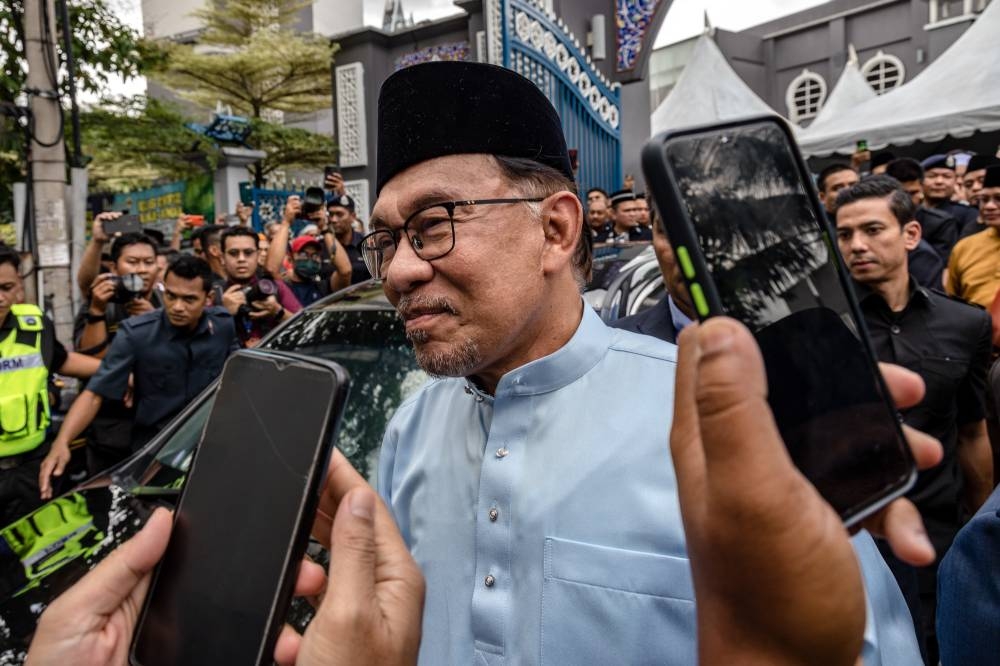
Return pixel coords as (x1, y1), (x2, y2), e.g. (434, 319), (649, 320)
(316, 487), (377, 626)
(693, 318), (798, 488)
(50, 508), (172, 617)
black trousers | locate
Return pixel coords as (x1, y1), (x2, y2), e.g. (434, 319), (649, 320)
(0, 443), (51, 528)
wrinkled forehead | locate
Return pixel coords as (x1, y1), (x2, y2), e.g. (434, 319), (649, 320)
(370, 154), (504, 230)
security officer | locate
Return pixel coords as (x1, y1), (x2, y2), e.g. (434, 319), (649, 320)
(921, 154), (980, 238)
(0, 246), (101, 526)
(608, 189), (653, 242)
(327, 193), (371, 284)
(39, 256), (239, 499)
(834, 176), (993, 663)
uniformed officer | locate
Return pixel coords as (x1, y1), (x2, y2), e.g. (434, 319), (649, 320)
(921, 154), (980, 238)
(327, 193), (372, 284)
(0, 246), (101, 527)
(834, 175), (993, 663)
(39, 255), (239, 499)
(607, 189), (653, 242)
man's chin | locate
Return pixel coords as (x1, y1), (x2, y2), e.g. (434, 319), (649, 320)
(411, 338), (481, 378)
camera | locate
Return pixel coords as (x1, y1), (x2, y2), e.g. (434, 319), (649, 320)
(108, 273), (144, 304)
(301, 187), (326, 216)
(237, 278), (278, 318)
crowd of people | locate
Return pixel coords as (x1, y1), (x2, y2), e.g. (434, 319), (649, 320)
(5, 59), (1000, 664)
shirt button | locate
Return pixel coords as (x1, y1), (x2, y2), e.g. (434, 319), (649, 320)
(890, 325), (901, 334)
(489, 507), (499, 522)
(495, 447), (509, 459)
(484, 574), (495, 587)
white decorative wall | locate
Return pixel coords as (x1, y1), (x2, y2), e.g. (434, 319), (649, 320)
(335, 62), (368, 168)
(344, 178), (371, 230)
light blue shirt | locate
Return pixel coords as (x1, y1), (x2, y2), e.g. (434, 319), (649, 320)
(378, 304), (920, 665)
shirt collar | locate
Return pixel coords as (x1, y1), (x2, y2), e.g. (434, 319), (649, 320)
(853, 277), (931, 309)
(165, 308), (212, 339)
(668, 296), (694, 332)
(487, 301), (609, 398)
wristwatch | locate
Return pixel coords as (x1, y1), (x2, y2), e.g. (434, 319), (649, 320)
(85, 311), (106, 324)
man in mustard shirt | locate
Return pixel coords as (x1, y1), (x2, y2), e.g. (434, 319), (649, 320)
(947, 166), (1000, 308)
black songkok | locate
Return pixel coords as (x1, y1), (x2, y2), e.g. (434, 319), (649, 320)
(967, 154), (1000, 174)
(983, 165), (1000, 189)
(376, 61), (572, 195)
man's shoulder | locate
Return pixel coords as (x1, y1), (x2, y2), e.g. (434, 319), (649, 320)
(951, 228), (996, 256)
(119, 309), (161, 332)
(606, 324), (678, 363)
(926, 287), (989, 319)
(205, 305), (235, 322)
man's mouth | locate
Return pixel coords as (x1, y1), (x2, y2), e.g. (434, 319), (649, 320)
(396, 296), (457, 331)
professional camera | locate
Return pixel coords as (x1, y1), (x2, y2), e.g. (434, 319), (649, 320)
(301, 187), (326, 216)
(237, 278), (278, 318)
(108, 273), (144, 304)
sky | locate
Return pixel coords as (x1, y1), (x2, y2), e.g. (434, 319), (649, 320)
(102, 0), (830, 98)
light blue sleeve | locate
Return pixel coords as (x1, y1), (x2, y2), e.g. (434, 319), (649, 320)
(851, 530), (922, 665)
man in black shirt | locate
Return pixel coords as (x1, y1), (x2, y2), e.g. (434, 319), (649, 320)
(834, 176), (992, 663)
(886, 158), (964, 263)
(608, 190), (652, 242)
(921, 154), (980, 239)
(327, 193), (371, 284)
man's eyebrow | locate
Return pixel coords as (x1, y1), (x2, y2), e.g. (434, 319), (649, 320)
(371, 188), (462, 229)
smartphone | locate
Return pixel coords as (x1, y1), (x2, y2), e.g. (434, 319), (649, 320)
(324, 164), (340, 181)
(856, 139), (869, 153)
(641, 116), (915, 526)
(130, 350), (351, 666)
(104, 214), (143, 236)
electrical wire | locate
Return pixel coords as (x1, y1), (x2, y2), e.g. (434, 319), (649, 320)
(25, 0), (65, 148)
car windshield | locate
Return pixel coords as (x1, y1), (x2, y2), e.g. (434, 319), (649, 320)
(148, 306), (426, 484)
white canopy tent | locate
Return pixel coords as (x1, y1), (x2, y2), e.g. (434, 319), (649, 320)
(798, 1), (1000, 157)
(650, 33), (781, 135)
(800, 53), (875, 136)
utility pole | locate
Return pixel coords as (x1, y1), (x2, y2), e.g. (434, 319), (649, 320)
(23, 0), (74, 343)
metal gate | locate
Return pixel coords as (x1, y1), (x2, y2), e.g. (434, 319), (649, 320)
(496, 0), (623, 194)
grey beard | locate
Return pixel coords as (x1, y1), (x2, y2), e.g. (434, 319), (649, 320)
(407, 328), (482, 377)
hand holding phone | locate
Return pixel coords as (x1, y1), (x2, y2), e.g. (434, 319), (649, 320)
(103, 214), (143, 237)
(641, 116), (916, 526)
(131, 350), (350, 666)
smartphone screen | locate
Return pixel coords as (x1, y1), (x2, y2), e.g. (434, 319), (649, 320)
(652, 119), (914, 524)
(104, 214), (143, 236)
(131, 351), (349, 666)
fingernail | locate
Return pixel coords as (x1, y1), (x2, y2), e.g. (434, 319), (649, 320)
(698, 322), (734, 356)
(349, 490), (375, 521)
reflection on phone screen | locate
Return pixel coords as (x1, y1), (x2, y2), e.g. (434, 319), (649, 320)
(663, 121), (913, 522)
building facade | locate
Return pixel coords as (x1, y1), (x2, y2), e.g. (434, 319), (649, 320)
(651, 0), (992, 126)
(331, 0), (672, 221)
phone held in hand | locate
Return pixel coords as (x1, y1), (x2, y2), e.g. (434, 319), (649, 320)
(130, 349), (351, 666)
(103, 214), (143, 236)
(641, 115), (916, 527)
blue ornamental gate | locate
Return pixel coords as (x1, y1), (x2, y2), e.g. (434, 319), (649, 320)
(497, 0), (622, 194)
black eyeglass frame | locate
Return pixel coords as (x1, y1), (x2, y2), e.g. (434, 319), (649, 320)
(359, 197), (544, 277)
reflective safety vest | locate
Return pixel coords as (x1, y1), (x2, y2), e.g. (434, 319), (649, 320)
(0, 304), (50, 457)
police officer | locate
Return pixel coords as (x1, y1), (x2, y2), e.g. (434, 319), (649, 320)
(327, 193), (372, 284)
(39, 256), (239, 499)
(921, 154), (980, 238)
(608, 189), (653, 242)
(0, 246), (101, 526)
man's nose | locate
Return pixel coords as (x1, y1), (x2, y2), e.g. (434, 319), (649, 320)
(384, 235), (434, 294)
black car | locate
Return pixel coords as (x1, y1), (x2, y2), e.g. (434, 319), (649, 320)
(0, 282), (426, 659)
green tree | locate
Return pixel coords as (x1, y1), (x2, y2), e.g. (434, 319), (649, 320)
(148, 0), (339, 185)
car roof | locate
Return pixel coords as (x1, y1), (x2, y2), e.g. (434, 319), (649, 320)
(306, 280), (395, 312)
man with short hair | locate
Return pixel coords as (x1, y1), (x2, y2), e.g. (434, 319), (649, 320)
(363, 60), (919, 665)
(817, 163), (859, 214)
(921, 154), (979, 238)
(835, 176), (993, 662)
(73, 231), (163, 474)
(585, 187), (608, 208)
(948, 166), (1000, 308)
(607, 189), (652, 241)
(634, 193), (651, 228)
(40, 256), (239, 498)
(219, 227), (300, 347)
(191, 224), (227, 287)
(886, 158), (960, 262)
(586, 197), (612, 242)
(327, 193), (371, 284)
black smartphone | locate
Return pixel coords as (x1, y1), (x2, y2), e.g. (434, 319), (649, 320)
(130, 350), (351, 666)
(323, 164), (340, 180)
(104, 214), (143, 236)
(641, 115), (916, 526)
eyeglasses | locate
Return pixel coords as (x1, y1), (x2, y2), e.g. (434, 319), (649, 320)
(976, 194), (1000, 207)
(359, 197), (543, 279)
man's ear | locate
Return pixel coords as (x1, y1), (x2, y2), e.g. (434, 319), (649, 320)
(902, 219), (922, 251)
(539, 192), (583, 276)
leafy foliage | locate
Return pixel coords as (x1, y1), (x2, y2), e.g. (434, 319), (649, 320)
(80, 96), (222, 192)
(0, 0), (145, 103)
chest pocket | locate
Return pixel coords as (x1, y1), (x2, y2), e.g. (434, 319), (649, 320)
(541, 537), (695, 665)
